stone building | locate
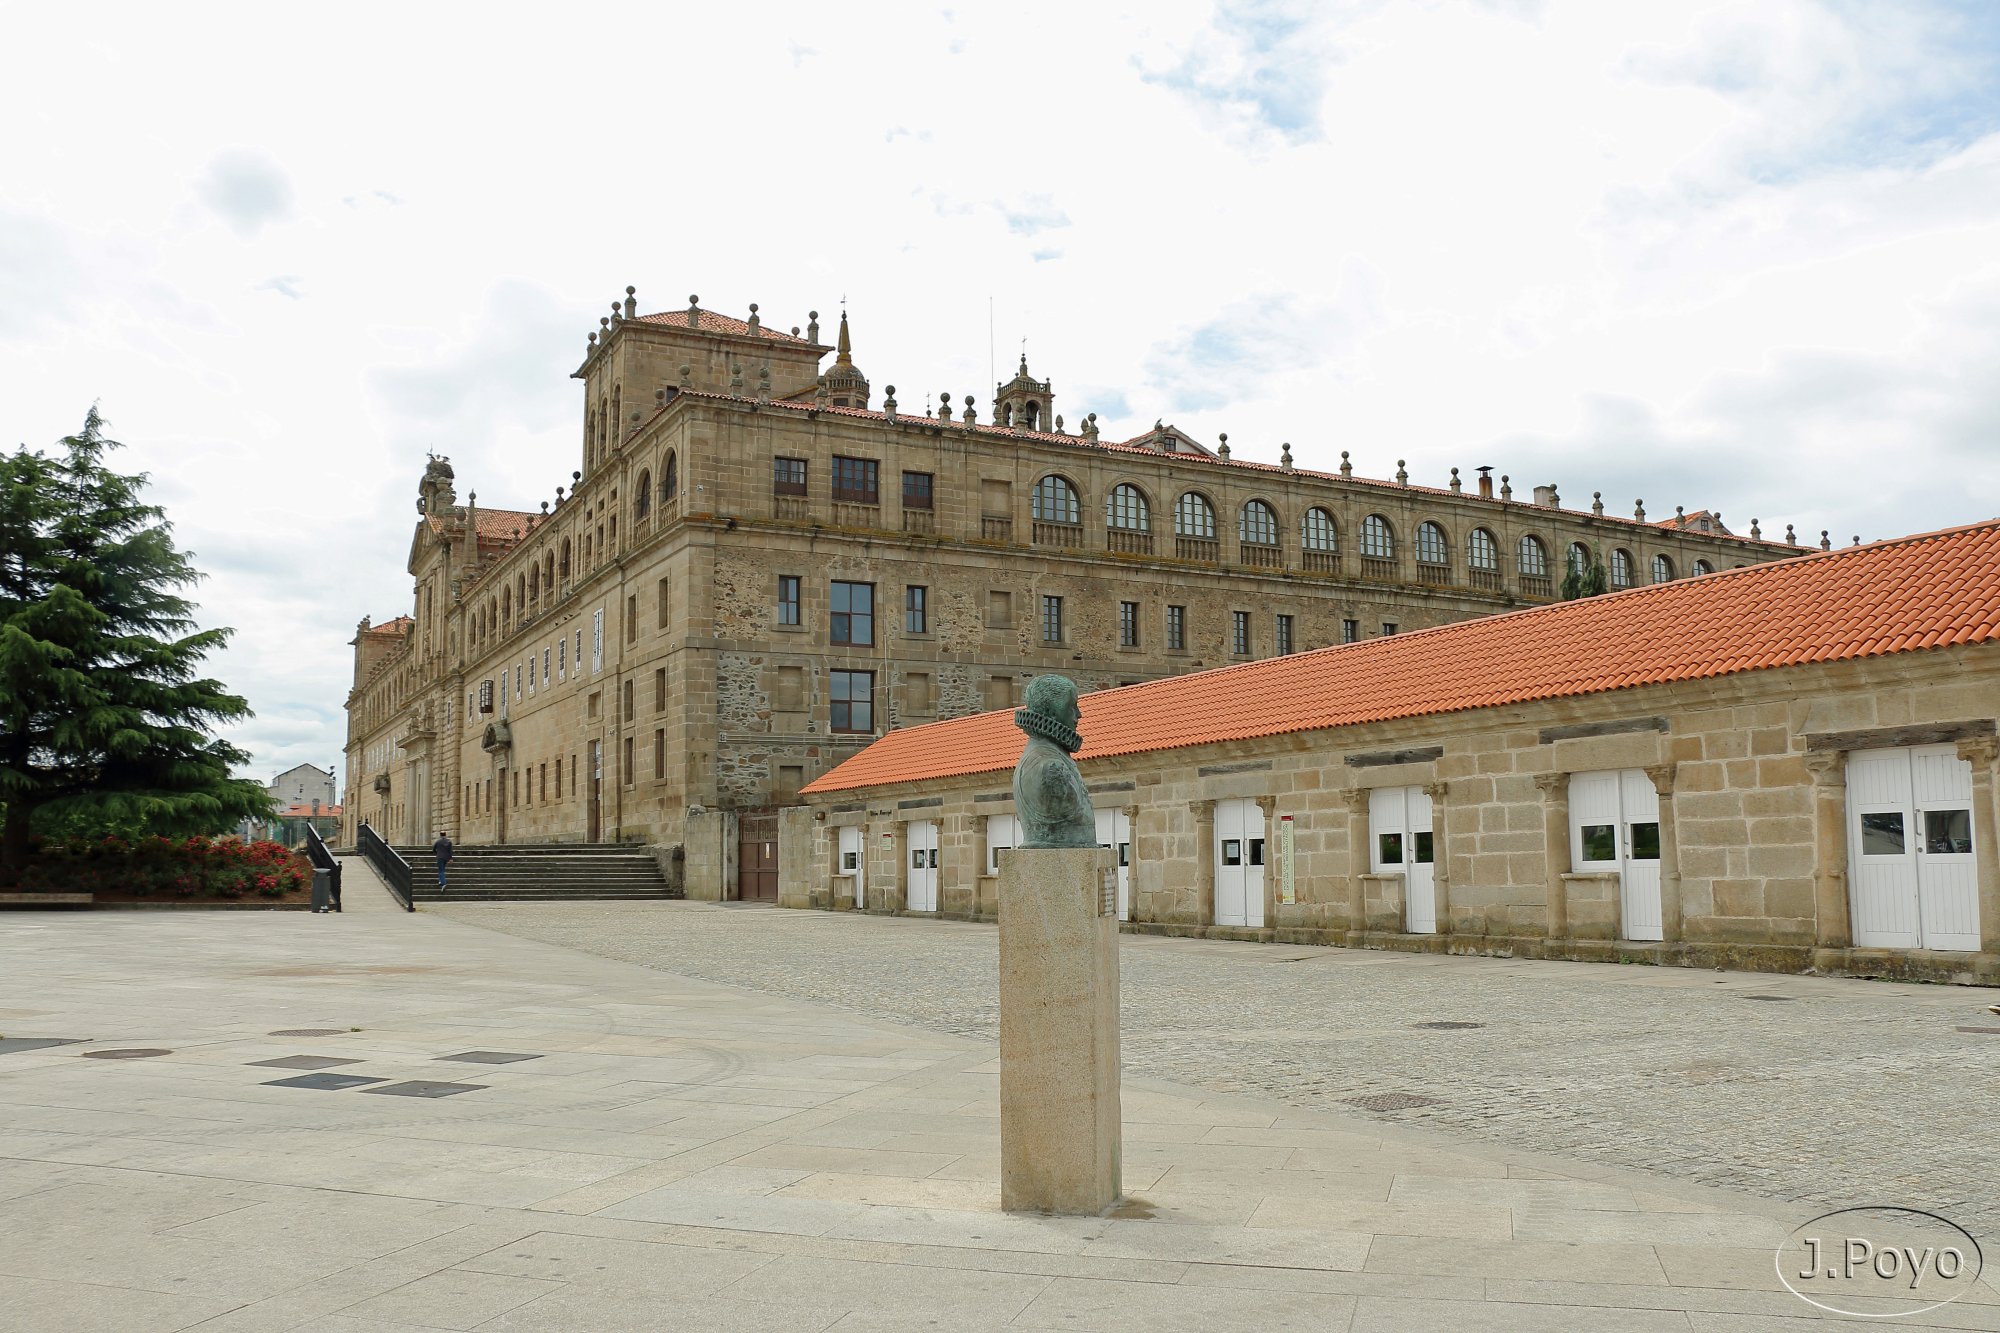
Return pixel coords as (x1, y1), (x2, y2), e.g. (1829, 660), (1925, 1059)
(789, 521), (2000, 984)
(342, 287), (1801, 898)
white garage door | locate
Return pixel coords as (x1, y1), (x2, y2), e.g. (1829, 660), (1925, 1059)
(1848, 746), (1978, 951)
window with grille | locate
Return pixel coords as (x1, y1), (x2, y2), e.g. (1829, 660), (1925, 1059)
(1360, 515), (1394, 558)
(1240, 500), (1278, 545)
(1031, 475), (1080, 524)
(830, 671), (874, 732)
(772, 456), (807, 495)
(777, 575), (800, 626)
(1106, 484), (1150, 530)
(1416, 521), (1449, 565)
(1232, 610), (1250, 655)
(1041, 595), (1064, 644)
(1651, 553), (1675, 583)
(1468, 528), (1498, 570)
(831, 456), (879, 503)
(830, 581), (874, 645)
(1303, 508), (1338, 551)
(1611, 550), (1633, 588)
(1167, 605), (1186, 650)
(1517, 535), (1549, 577)
(901, 471), (933, 510)
(1119, 601), (1139, 648)
(1174, 492), (1216, 538)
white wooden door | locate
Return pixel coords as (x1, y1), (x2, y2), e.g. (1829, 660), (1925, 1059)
(986, 814), (1020, 876)
(1095, 808), (1132, 921)
(906, 820), (939, 913)
(1214, 798), (1265, 928)
(1569, 770), (1664, 941)
(1369, 787), (1437, 933)
(1849, 746), (1978, 951)
(837, 826), (865, 908)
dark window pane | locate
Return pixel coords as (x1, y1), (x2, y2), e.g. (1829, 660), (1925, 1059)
(1413, 830), (1434, 864)
(831, 456), (880, 503)
(1580, 823), (1616, 862)
(902, 471), (934, 509)
(1925, 809), (1972, 855)
(773, 457), (808, 495)
(777, 575), (800, 626)
(1860, 812), (1905, 856)
(905, 586), (927, 634)
(1118, 842), (1130, 867)
(1221, 839), (1242, 866)
(831, 581), (873, 645)
(1378, 832), (1403, 865)
(1248, 838), (1265, 866)
(1630, 822), (1661, 860)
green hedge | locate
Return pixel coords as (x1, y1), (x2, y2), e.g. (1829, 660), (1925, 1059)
(17, 836), (311, 899)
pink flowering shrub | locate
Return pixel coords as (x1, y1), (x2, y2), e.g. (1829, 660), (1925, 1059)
(20, 836), (311, 899)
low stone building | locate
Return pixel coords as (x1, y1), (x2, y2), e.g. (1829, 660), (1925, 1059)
(790, 521), (2000, 984)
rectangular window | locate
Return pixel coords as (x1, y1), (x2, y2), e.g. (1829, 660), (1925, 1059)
(773, 456), (808, 495)
(1378, 832), (1404, 864)
(657, 577), (669, 628)
(570, 754), (577, 797)
(1342, 618), (1359, 644)
(1119, 601), (1139, 648)
(1276, 614), (1294, 655)
(625, 594), (637, 643)
(830, 670), (874, 732)
(542, 648), (550, 686)
(654, 728), (666, 779)
(1926, 808), (1973, 855)
(554, 757), (561, 799)
(478, 679), (494, 713)
(830, 581), (874, 645)
(558, 638), (567, 680)
(1580, 823), (1616, 862)
(1860, 812), (1904, 856)
(538, 763), (547, 803)
(777, 575), (801, 626)
(1629, 822), (1660, 861)
(654, 666), (667, 711)
(902, 470), (934, 510)
(1232, 611), (1250, 656)
(905, 585), (928, 635)
(1221, 839), (1242, 867)
(623, 736), (635, 787)
(1041, 595), (1064, 644)
(1381, 621), (1399, 636)
(592, 610), (604, 672)
(515, 665), (523, 698)
(1167, 605), (1186, 651)
(622, 678), (634, 723)
(1412, 830), (1433, 864)
(830, 455), (880, 504)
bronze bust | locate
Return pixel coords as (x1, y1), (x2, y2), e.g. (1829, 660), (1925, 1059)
(1011, 675), (1096, 848)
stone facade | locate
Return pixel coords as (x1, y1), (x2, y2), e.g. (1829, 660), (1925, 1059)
(343, 290), (1799, 896)
(790, 644), (2000, 984)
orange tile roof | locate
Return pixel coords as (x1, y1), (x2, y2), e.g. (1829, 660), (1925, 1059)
(361, 616), (413, 637)
(801, 520), (2000, 796)
(653, 390), (1783, 549)
(634, 308), (818, 346)
(429, 508), (545, 544)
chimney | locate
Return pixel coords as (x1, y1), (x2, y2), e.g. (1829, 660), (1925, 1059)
(1476, 466), (1494, 500)
(1532, 483), (1559, 507)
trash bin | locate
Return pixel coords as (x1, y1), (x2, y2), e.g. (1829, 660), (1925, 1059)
(311, 868), (333, 913)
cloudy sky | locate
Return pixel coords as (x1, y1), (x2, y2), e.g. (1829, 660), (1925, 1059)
(5, 0), (1998, 783)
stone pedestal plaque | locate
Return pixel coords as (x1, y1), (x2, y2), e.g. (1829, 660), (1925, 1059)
(998, 845), (1121, 1214)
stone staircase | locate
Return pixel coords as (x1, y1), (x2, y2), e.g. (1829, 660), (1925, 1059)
(392, 844), (678, 903)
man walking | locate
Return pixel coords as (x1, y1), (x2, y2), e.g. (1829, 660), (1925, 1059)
(432, 831), (453, 892)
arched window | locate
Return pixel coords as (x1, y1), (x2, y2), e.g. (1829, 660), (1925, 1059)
(1467, 528), (1498, 571)
(544, 553), (555, 592)
(1517, 535), (1549, 577)
(1359, 514), (1394, 558)
(1000, 404), (1013, 427)
(559, 539), (571, 580)
(1025, 401), (1041, 430)
(1651, 553), (1675, 583)
(1302, 508), (1338, 551)
(528, 566), (540, 602)
(1105, 483), (1150, 530)
(1567, 542), (1591, 576)
(662, 451), (679, 501)
(1174, 492), (1216, 539)
(501, 587), (511, 630)
(1416, 521), (1449, 566)
(610, 384), (621, 447)
(635, 470), (652, 520)
(1240, 500), (1278, 546)
(1610, 550), (1633, 589)
(1031, 474), (1081, 524)
(1692, 559), (1714, 576)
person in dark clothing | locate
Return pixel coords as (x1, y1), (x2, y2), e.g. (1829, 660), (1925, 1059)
(432, 832), (453, 890)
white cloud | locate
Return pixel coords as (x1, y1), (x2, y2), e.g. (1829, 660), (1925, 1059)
(2, 0), (1998, 780)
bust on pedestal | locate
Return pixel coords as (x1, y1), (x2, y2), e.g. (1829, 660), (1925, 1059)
(998, 676), (1121, 1214)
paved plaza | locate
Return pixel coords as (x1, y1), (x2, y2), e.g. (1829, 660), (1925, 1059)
(0, 865), (1989, 1331)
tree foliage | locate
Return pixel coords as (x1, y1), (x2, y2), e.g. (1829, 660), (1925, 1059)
(0, 408), (271, 876)
(1560, 558), (1610, 601)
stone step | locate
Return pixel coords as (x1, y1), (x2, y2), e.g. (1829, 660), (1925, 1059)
(414, 888), (678, 902)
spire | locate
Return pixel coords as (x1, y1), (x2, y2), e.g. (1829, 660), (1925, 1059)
(835, 310), (854, 367)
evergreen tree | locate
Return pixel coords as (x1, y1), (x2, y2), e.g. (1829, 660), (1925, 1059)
(1560, 558), (1610, 601)
(0, 408), (270, 877)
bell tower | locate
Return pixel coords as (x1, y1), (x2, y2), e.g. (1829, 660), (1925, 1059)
(994, 352), (1053, 432)
(815, 310), (870, 408)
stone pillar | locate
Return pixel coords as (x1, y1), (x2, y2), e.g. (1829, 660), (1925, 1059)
(1956, 737), (2000, 956)
(1425, 781), (1451, 935)
(1534, 772), (1570, 941)
(1255, 794), (1278, 928)
(1643, 763), (1682, 943)
(998, 846), (1120, 1215)
(1805, 751), (1851, 950)
(1193, 801), (1216, 926)
(1342, 788), (1371, 932)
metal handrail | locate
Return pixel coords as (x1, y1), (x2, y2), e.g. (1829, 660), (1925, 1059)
(356, 822), (415, 911)
(303, 823), (343, 912)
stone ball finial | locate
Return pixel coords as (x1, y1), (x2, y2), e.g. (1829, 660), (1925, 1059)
(573, 471), (582, 482)
(1820, 529), (1831, 550)
(689, 294), (700, 304)
(1340, 450), (1352, 476)
(1785, 523), (1797, 544)
(886, 384), (896, 396)
(749, 302), (758, 313)
(626, 285), (636, 296)
(1395, 459), (1409, 485)
(541, 500), (549, 513)
(810, 310), (819, 320)
(1449, 465), (1460, 491)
